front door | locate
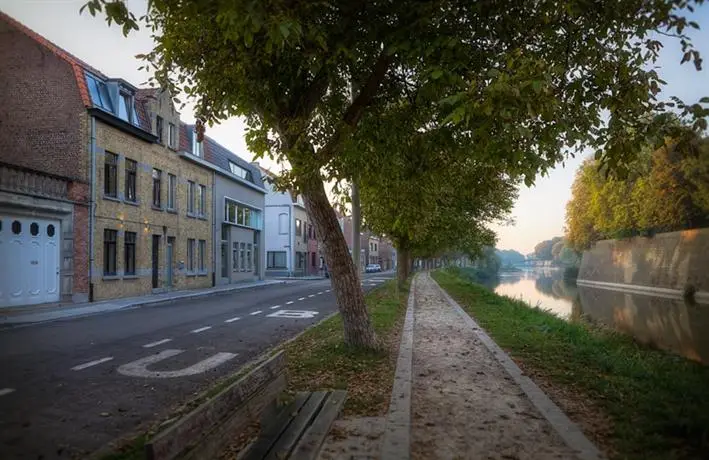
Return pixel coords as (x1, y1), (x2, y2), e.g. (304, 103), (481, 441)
(152, 235), (161, 289)
(166, 237), (175, 287)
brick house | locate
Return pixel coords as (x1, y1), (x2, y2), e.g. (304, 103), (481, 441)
(0, 12), (215, 305)
(0, 12), (92, 307)
(90, 86), (213, 301)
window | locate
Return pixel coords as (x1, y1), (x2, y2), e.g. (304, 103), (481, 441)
(232, 242), (238, 272)
(198, 184), (206, 216)
(104, 152), (118, 197)
(188, 181), (195, 214)
(167, 174), (176, 210)
(246, 243), (252, 271)
(267, 251), (287, 269)
(187, 239), (195, 272)
(198, 240), (206, 272)
(152, 169), (162, 208)
(30, 222), (39, 236)
(240, 242), (246, 271)
(278, 213), (288, 234)
(86, 74), (113, 111)
(125, 232), (136, 275)
(296, 251), (305, 269)
(118, 92), (132, 122)
(125, 158), (137, 202)
(295, 219), (302, 237)
(311, 252), (316, 268)
(228, 161), (253, 181)
(308, 225), (312, 239)
(168, 123), (176, 148)
(103, 229), (117, 275)
(156, 116), (164, 144)
(224, 198), (261, 228)
(12, 220), (21, 234)
(47, 224), (55, 237)
(192, 134), (203, 157)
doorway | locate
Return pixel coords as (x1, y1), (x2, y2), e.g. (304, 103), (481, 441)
(166, 236), (175, 288)
(152, 235), (161, 289)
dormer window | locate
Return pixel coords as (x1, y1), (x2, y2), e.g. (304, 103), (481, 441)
(86, 74), (113, 111)
(192, 133), (203, 157)
(229, 162), (253, 182)
(118, 92), (132, 123)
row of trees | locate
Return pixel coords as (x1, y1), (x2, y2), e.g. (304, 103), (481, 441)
(86, 0), (708, 349)
(566, 135), (709, 251)
(533, 237), (580, 266)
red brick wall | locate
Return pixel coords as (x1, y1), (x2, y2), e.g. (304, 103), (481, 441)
(0, 19), (87, 183)
(68, 182), (89, 295)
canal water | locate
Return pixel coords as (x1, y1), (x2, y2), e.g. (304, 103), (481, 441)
(485, 268), (709, 364)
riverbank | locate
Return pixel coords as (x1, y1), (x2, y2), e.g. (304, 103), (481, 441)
(432, 268), (709, 460)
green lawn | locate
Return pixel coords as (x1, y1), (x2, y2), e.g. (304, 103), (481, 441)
(432, 268), (709, 460)
(285, 279), (409, 416)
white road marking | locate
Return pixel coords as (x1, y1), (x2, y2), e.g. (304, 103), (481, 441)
(143, 338), (172, 348)
(117, 349), (237, 378)
(270, 305), (281, 310)
(0, 388), (15, 397)
(308, 294), (315, 298)
(298, 297), (306, 301)
(71, 357), (114, 371)
(250, 310), (263, 316)
(267, 310), (320, 319)
(225, 316), (241, 323)
(325, 289), (331, 292)
(317, 291), (323, 295)
(286, 301), (294, 305)
(191, 326), (212, 334)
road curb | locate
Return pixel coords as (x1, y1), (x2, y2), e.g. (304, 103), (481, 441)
(381, 274), (416, 460)
(430, 274), (605, 460)
(0, 281), (288, 329)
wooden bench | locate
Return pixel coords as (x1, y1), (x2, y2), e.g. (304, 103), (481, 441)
(145, 351), (346, 460)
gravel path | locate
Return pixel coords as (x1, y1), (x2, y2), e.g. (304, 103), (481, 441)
(410, 274), (579, 460)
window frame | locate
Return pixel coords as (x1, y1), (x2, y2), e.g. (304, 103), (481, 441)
(168, 123), (176, 148)
(124, 231), (136, 275)
(295, 219), (302, 237)
(198, 184), (206, 216)
(156, 116), (164, 144)
(118, 91), (132, 123)
(124, 158), (137, 202)
(187, 238), (195, 272)
(228, 161), (253, 181)
(167, 173), (177, 210)
(266, 251), (287, 269)
(198, 239), (206, 272)
(187, 181), (195, 214)
(152, 168), (162, 208)
(104, 152), (118, 198)
(278, 213), (288, 235)
(103, 229), (117, 276)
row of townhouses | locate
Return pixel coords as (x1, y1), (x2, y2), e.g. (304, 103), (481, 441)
(0, 13), (325, 308)
(338, 214), (397, 272)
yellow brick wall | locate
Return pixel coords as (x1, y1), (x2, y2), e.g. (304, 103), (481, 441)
(92, 120), (212, 301)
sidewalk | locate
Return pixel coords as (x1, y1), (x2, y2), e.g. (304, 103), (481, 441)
(381, 273), (603, 460)
(0, 279), (286, 327)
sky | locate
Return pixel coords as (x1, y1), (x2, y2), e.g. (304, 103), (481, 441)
(2, 0), (707, 254)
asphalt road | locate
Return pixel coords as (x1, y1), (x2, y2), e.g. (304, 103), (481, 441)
(0, 272), (395, 459)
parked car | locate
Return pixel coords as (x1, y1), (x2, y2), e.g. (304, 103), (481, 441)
(365, 263), (382, 273)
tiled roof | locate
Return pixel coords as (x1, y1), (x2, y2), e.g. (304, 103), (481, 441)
(1, 11), (152, 133)
(0, 11), (104, 107)
(180, 123), (265, 189)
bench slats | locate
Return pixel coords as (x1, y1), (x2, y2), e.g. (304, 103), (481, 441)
(290, 390), (347, 460)
(264, 392), (328, 460)
(243, 393), (311, 460)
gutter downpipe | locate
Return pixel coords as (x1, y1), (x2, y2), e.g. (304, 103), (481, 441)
(88, 115), (96, 302)
(212, 170), (217, 287)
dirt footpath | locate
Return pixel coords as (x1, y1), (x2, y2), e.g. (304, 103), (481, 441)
(410, 274), (578, 460)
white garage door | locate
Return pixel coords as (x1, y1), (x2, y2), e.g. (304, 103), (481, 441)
(0, 215), (61, 308)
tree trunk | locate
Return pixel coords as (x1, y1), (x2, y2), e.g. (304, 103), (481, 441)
(397, 246), (410, 290)
(301, 174), (377, 349)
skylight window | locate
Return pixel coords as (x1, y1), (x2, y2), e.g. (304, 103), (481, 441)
(86, 74), (113, 112)
(229, 162), (253, 181)
(118, 92), (131, 122)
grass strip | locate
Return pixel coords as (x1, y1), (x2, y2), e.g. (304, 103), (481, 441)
(284, 279), (409, 416)
(432, 268), (709, 460)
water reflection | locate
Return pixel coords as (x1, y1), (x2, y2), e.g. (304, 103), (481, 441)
(484, 268), (709, 364)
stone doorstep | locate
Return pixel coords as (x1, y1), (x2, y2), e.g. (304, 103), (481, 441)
(0, 280), (286, 325)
